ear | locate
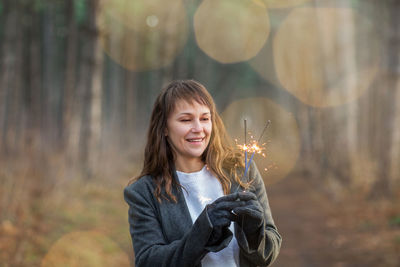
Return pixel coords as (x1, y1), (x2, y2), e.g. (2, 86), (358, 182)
(164, 128), (168, 136)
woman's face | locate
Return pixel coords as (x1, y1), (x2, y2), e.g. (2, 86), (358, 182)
(166, 99), (212, 164)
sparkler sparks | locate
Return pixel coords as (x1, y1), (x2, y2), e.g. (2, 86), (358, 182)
(234, 119), (271, 193)
(237, 141), (265, 154)
(238, 120), (271, 176)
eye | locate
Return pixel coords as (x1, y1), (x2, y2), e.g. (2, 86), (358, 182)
(202, 117), (210, 121)
(180, 119), (190, 122)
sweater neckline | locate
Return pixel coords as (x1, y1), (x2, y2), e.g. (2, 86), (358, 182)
(176, 165), (207, 177)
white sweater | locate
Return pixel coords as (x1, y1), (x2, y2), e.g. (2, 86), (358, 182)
(176, 165), (239, 267)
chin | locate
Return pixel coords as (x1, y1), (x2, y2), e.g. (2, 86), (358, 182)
(187, 149), (206, 158)
(190, 152), (205, 158)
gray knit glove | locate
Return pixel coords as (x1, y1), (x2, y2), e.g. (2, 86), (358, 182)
(206, 192), (255, 245)
(232, 191), (264, 244)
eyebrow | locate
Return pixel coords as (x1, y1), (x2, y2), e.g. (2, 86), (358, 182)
(177, 112), (211, 116)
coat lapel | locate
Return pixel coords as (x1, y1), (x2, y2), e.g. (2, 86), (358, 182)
(158, 171), (194, 242)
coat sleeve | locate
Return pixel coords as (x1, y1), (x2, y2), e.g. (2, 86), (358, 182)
(123, 179), (233, 267)
(235, 161), (282, 266)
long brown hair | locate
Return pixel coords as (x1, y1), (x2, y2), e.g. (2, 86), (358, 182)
(130, 80), (246, 202)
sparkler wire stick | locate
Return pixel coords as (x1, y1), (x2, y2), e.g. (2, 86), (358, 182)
(244, 119), (247, 173)
(257, 120), (271, 143)
(244, 152), (255, 175)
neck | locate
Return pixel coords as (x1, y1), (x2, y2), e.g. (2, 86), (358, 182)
(174, 158), (205, 173)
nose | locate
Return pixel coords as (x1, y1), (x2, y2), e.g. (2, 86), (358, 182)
(191, 119), (202, 132)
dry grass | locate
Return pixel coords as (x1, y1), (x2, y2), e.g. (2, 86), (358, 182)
(1, 151), (399, 266)
(0, 151), (136, 267)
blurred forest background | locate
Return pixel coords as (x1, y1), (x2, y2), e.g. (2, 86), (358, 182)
(0, 0), (399, 266)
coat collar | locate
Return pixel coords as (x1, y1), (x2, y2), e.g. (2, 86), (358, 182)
(157, 170), (194, 241)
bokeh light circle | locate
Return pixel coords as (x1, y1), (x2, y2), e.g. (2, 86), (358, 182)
(41, 231), (129, 267)
(273, 7), (380, 107)
(249, 43), (281, 89)
(263, 0), (311, 9)
(221, 97), (300, 185)
(99, 0), (188, 71)
(194, 0), (270, 64)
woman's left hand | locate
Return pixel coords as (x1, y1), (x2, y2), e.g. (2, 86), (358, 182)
(232, 192), (264, 236)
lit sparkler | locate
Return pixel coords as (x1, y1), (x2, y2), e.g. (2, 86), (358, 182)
(235, 119), (271, 192)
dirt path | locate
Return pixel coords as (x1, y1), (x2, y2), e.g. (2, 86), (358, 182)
(267, 173), (400, 267)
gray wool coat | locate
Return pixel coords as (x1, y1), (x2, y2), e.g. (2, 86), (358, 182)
(124, 162), (282, 267)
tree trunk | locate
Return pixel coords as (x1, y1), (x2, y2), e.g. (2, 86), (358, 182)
(387, 0), (400, 191)
(369, 1), (399, 198)
(70, 24), (91, 171)
(338, 5), (358, 187)
(390, 77), (400, 187)
(388, 1), (400, 186)
(0, 1), (18, 154)
(123, 69), (137, 149)
(42, 2), (58, 149)
(87, 0), (104, 177)
(26, 2), (43, 152)
(62, 0), (78, 153)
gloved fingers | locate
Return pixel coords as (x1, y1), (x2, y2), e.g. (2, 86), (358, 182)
(243, 199), (263, 211)
(212, 217), (231, 228)
(213, 192), (240, 204)
(230, 211), (242, 223)
(232, 206), (263, 220)
(226, 209), (239, 221)
(212, 192), (256, 208)
(210, 209), (234, 227)
(237, 191), (257, 201)
(214, 200), (247, 211)
(214, 218), (231, 228)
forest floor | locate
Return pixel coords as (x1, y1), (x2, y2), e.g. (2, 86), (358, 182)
(1, 168), (400, 266)
(269, 172), (400, 267)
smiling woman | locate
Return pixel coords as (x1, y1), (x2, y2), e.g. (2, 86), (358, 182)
(165, 100), (212, 173)
(123, 80), (281, 267)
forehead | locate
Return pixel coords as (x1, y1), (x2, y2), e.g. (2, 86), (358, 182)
(171, 99), (210, 115)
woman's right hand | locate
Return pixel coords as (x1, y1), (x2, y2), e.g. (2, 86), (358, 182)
(206, 192), (254, 245)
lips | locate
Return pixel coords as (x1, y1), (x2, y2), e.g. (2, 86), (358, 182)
(186, 137), (205, 142)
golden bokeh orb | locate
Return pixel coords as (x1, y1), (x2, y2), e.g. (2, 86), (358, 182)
(41, 231), (130, 267)
(194, 0), (270, 64)
(263, 0), (311, 9)
(99, 0), (188, 71)
(273, 7), (380, 107)
(221, 97), (300, 185)
(249, 43), (281, 89)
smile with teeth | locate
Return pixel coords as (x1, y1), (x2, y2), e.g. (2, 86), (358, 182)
(186, 137), (205, 142)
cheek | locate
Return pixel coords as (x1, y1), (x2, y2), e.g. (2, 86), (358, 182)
(171, 124), (190, 139)
(206, 123), (212, 136)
